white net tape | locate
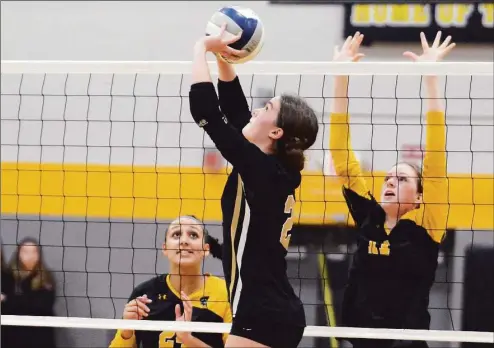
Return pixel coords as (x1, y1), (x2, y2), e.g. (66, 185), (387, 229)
(2, 60), (493, 75)
(2, 315), (493, 343)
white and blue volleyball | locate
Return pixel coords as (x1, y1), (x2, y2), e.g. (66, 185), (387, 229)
(206, 6), (264, 64)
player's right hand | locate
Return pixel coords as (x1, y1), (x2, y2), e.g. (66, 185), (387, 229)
(333, 31), (365, 63)
(122, 294), (152, 320)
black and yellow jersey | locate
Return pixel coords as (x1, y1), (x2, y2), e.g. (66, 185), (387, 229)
(330, 111), (448, 331)
(330, 111), (448, 242)
(189, 79), (306, 328)
(109, 274), (232, 348)
(340, 187), (440, 331)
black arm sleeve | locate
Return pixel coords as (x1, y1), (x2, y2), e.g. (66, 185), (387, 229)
(190, 82), (272, 185)
(343, 187), (384, 230)
(217, 77), (251, 131)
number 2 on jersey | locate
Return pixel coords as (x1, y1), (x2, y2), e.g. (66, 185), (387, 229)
(280, 195), (295, 250)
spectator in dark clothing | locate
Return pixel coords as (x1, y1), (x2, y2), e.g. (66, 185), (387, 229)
(1, 243), (15, 301)
(3, 238), (57, 348)
(1, 244), (15, 348)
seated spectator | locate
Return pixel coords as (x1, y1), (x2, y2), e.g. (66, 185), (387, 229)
(5, 237), (57, 348)
(1, 244), (15, 347)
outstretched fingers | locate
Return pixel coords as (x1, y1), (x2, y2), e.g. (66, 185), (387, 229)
(439, 42), (456, 59)
(350, 32), (364, 53)
(439, 35), (452, 49)
(333, 31), (365, 62)
(349, 32), (364, 61)
(341, 35), (353, 52)
(402, 51), (420, 61)
(432, 31), (442, 48)
(420, 32), (429, 52)
(408, 31), (456, 61)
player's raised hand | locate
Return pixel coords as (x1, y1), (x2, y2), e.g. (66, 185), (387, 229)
(333, 31), (365, 62)
(122, 294), (152, 320)
(403, 31), (456, 62)
(199, 23), (244, 57)
(175, 291), (194, 341)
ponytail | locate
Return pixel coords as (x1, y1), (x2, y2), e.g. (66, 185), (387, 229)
(205, 235), (223, 260)
(277, 137), (307, 172)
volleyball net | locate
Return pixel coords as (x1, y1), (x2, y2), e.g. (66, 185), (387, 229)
(1, 60), (493, 347)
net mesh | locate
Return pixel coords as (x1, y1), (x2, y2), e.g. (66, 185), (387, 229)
(1, 62), (493, 348)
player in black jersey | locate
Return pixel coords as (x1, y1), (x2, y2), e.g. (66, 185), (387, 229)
(189, 25), (319, 348)
(109, 216), (232, 348)
(330, 32), (454, 348)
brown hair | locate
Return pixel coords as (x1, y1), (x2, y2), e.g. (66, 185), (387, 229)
(276, 94), (319, 172)
(10, 237), (54, 291)
(398, 162), (424, 194)
(397, 162), (424, 209)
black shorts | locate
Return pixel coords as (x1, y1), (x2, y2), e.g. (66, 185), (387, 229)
(230, 316), (304, 348)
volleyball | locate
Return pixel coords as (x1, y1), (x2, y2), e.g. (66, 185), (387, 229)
(205, 6), (265, 64)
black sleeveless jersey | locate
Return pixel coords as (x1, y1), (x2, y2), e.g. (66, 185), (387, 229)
(189, 79), (305, 328)
(341, 187), (440, 331)
(109, 274), (231, 348)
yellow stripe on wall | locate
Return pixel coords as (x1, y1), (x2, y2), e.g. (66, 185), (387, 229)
(1, 162), (493, 229)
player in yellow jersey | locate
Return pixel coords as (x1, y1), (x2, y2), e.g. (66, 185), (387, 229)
(330, 31), (454, 348)
(109, 216), (232, 348)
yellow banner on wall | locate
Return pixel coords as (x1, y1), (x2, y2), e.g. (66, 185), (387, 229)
(2, 162), (492, 230)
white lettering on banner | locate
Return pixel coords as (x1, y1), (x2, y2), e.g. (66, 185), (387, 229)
(350, 3), (492, 28)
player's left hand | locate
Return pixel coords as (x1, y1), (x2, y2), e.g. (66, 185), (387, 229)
(198, 23), (245, 58)
(403, 31), (456, 62)
(175, 291), (193, 342)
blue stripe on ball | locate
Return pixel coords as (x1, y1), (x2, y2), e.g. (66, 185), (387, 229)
(220, 7), (257, 50)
